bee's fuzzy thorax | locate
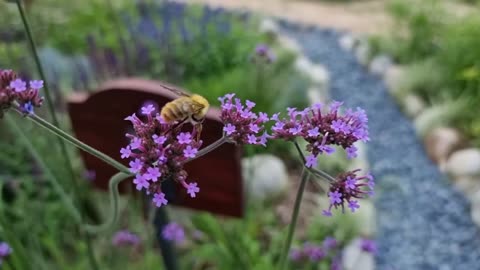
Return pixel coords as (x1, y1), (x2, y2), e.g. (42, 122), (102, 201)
(191, 94), (210, 116)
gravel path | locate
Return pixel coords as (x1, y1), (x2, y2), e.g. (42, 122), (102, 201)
(278, 21), (480, 270)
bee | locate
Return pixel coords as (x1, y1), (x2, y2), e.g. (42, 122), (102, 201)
(159, 84), (210, 139)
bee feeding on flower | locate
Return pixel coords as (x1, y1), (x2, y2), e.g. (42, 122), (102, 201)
(159, 83), (210, 141)
(121, 104), (203, 208)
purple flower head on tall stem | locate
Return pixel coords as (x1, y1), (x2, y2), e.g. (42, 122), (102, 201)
(0, 242), (12, 258)
(360, 238), (377, 254)
(271, 100), (369, 168)
(162, 222), (185, 245)
(289, 247), (303, 262)
(322, 169), (374, 216)
(112, 230), (141, 247)
(322, 236), (338, 250)
(254, 44), (276, 63)
(122, 105), (203, 206)
(219, 93), (270, 146)
(1, 69), (44, 117)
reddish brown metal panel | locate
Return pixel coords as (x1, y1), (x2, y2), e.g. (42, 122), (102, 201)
(67, 78), (244, 217)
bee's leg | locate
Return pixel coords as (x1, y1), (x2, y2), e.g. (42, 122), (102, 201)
(163, 117), (189, 135)
(194, 123), (203, 142)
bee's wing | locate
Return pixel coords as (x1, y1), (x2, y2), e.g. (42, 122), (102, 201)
(159, 82), (191, 97)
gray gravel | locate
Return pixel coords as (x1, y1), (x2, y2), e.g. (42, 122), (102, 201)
(278, 21), (480, 269)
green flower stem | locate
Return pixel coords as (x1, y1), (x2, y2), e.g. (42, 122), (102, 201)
(183, 135), (229, 164)
(27, 113), (130, 174)
(84, 172), (130, 234)
(14, 2), (100, 268)
(15, 0), (56, 123)
(277, 168), (309, 270)
(293, 140), (336, 183)
(5, 115), (82, 224)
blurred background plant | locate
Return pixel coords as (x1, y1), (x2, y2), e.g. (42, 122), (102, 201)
(371, 0), (480, 147)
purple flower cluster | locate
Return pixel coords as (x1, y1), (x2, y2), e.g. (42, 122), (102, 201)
(218, 93), (270, 146)
(360, 238), (377, 254)
(112, 230), (141, 247)
(290, 237), (338, 263)
(271, 101), (369, 165)
(253, 44), (276, 63)
(162, 222), (185, 245)
(322, 170), (375, 217)
(0, 242), (12, 265)
(0, 69), (44, 117)
(122, 105), (202, 207)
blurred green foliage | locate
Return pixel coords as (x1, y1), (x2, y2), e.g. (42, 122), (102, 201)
(375, 0), (480, 146)
(370, 0), (446, 63)
(184, 200), (356, 270)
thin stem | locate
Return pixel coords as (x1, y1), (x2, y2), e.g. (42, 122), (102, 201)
(27, 113), (130, 174)
(277, 169), (309, 270)
(13, 3), (100, 268)
(85, 235), (99, 270)
(84, 172), (130, 234)
(293, 140), (336, 183)
(5, 115), (82, 224)
(15, 0), (57, 123)
(183, 135), (229, 164)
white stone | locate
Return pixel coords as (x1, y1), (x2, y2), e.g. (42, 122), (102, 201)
(354, 42), (371, 66)
(342, 238), (375, 270)
(309, 64), (330, 86)
(339, 34), (358, 52)
(369, 55), (392, 77)
(259, 18), (280, 39)
(277, 35), (302, 54)
(471, 190), (480, 227)
(424, 127), (464, 172)
(307, 86), (328, 105)
(402, 94), (426, 118)
(453, 176), (480, 202)
(352, 200), (376, 237)
(383, 64), (405, 95)
(242, 154), (289, 201)
(413, 104), (454, 138)
(294, 56), (314, 75)
(446, 148), (480, 178)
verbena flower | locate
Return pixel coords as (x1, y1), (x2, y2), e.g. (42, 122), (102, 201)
(0, 242), (12, 265)
(122, 106), (203, 207)
(0, 69), (44, 117)
(322, 170), (374, 217)
(112, 230), (141, 247)
(322, 236), (338, 250)
(253, 43), (276, 63)
(271, 101), (369, 165)
(83, 170), (96, 182)
(290, 237), (339, 264)
(303, 242), (326, 261)
(360, 238), (377, 254)
(218, 93), (271, 146)
(330, 254), (342, 270)
(162, 222), (185, 245)
(289, 247), (303, 262)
